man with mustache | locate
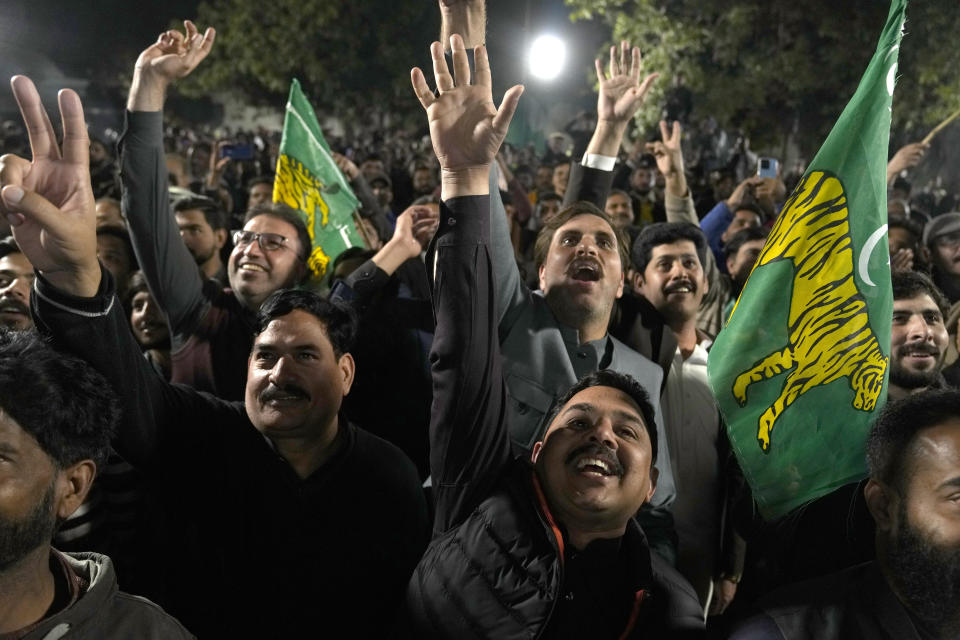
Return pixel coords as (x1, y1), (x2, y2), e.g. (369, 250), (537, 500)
(0, 331), (192, 639)
(441, 0), (678, 560)
(731, 389), (960, 639)
(405, 31), (703, 638)
(0, 75), (428, 638)
(0, 237), (33, 331)
(888, 270), (951, 400)
(624, 222), (745, 615)
(120, 22), (311, 400)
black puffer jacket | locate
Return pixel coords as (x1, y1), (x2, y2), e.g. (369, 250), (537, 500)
(406, 197), (704, 639)
(408, 460), (704, 639)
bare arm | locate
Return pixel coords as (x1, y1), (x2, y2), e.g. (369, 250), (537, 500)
(440, 0), (486, 50)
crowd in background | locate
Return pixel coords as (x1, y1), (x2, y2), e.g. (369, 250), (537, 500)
(0, 2), (959, 639)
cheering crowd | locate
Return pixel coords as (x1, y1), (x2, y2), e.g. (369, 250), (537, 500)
(0, 1), (958, 639)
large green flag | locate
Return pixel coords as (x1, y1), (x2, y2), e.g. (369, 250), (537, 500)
(273, 79), (362, 281)
(707, 0), (905, 518)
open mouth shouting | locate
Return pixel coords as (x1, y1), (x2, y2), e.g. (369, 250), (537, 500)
(569, 257), (602, 283)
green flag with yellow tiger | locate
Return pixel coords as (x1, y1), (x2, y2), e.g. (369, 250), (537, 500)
(707, 0), (906, 518)
(273, 79), (363, 281)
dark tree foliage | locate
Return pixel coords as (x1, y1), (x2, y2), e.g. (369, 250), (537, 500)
(177, 0), (439, 117)
(566, 0), (960, 157)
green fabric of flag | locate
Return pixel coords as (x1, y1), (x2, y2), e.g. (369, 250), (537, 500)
(273, 78), (362, 281)
(707, 0), (906, 519)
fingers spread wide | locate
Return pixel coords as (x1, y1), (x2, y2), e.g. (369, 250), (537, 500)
(450, 34), (471, 87)
(411, 68), (435, 109)
(431, 41), (453, 93)
(493, 84), (524, 136)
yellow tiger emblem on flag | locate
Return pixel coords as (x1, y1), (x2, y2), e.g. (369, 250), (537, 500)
(730, 171), (888, 452)
(273, 153), (332, 277)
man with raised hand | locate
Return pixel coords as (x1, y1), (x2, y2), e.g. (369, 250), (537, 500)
(1, 75), (427, 639)
(405, 34), (703, 639)
(121, 21), (311, 400)
(440, 1), (679, 561)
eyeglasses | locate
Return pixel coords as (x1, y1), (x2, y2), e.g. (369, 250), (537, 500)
(934, 232), (960, 249)
(232, 230), (297, 255)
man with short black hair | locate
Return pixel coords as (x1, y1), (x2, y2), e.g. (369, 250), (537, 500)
(405, 35), (703, 638)
(887, 215), (926, 274)
(95, 197), (125, 228)
(606, 188), (635, 229)
(245, 175), (273, 211)
(0, 74), (428, 638)
(731, 389), (960, 639)
(120, 23), (312, 399)
(173, 195), (228, 285)
(627, 221), (745, 612)
(95, 225), (137, 298)
(888, 270), (951, 400)
(0, 237), (33, 331)
(0, 330), (191, 639)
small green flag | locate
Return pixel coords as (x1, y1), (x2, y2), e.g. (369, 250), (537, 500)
(707, 0), (906, 518)
(273, 79), (362, 281)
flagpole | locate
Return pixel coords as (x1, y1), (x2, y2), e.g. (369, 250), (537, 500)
(921, 107), (960, 145)
(352, 210), (375, 249)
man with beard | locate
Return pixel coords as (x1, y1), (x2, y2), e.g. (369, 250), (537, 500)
(1, 73), (428, 638)
(888, 270), (950, 400)
(0, 237), (33, 331)
(731, 390), (960, 639)
(173, 195), (228, 286)
(121, 22), (311, 400)
(0, 331), (191, 638)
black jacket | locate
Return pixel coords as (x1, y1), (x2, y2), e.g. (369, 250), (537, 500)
(406, 195), (704, 638)
(33, 269), (430, 639)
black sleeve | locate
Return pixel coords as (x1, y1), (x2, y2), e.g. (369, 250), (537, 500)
(427, 195), (513, 535)
(563, 161), (615, 209)
(350, 173), (391, 242)
(31, 267), (240, 478)
(330, 258), (434, 332)
(118, 110), (210, 344)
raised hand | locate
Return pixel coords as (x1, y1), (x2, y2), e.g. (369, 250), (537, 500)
(411, 34), (522, 198)
(887, 141), (928, 183)
(646, 119), (687, 196)
(206, 140), (231, 189)
(128, 20), (215, 112)
(595, 42), (658, 127)
(135, 20), (215, 84)
(332, 152), (360, 181)
(0, 76), (99, 296)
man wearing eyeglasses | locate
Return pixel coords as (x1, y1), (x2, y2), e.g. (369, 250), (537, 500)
(119, 23), (310, 399)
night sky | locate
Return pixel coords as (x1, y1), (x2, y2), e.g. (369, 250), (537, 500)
(1, 0), (606, 138)
(3, 0), (201, 76)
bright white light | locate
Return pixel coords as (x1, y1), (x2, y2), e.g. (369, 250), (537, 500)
(528, 35), (567, 81)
